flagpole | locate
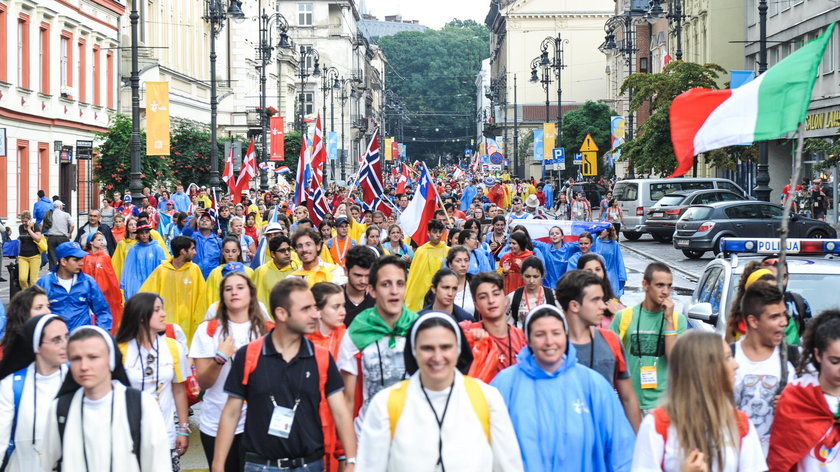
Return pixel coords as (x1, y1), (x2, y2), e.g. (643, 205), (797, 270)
(426, 163), (454, 228)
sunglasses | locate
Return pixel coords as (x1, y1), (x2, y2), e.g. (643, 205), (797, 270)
(144, 353), (156, 377)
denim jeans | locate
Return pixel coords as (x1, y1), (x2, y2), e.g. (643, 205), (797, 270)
(243, 458), (324, 472)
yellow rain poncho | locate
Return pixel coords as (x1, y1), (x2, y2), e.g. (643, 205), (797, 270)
(139, 259), (207, 342)
(253, 260), (299, 308)
(405, 241), (449, 312)
(205, 264), (256, 307)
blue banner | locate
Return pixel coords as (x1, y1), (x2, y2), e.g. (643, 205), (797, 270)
(327, 132), (338, 161)
(533, 129), (544, 161)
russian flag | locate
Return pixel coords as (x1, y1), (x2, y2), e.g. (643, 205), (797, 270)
(516, 219), (613, 243)
(398, 163), (438, 245)
(275, 166), (291, 174)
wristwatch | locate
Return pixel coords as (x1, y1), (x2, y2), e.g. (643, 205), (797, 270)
(346, 457), (356, 465)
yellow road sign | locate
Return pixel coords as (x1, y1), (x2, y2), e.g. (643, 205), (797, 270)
(582, 151), (598, 176)
(580, 134), (599, 152)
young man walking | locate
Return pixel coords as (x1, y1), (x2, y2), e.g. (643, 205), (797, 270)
(290, 228), (347, 287)
(342, 246), (376, 327)
(404, 220), (448, 311)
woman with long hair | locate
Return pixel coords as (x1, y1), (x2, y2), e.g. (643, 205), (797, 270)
(577, 253), (624, 328)
(100, 197), (117, 228)
(447, 245), (476, 316)
(420, 268), (475, 322)
(363, 225), (387, 257)
(632, 330), (765, 471)
(566, 231), (594, 273)
(499, 232), (534, 294)
(111, 213), (127, 242)
(384, 224), (414, 264)
(447, 228), (462, 248)
(228, 216), (256, 263)
(112, 216), (138, 278)
(594, 225), (627, 298)
(16, 211), (42, 289)
(0, 315), (68, 471)
(244, 212), (259, 241)
(0, 286), (51, 362)
(82, 231), (124, 333)
(116, 293), (190, 470)
(190, 272), (271, 471)
(205, 236), (256, 308)
(507, 257), (555, 328)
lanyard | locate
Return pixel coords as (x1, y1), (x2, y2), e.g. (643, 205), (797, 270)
(523, 287), (543, 313)
(334, 237), (350, 264)
(81, 389), (115, 472)
(634, 305), (665, 361)
(588, 328), (595, 369)
(419, 378), (455, 472)
(137, 338), (160, 399)
(485, 321), (513, 367)
(264, 339), (309, 408)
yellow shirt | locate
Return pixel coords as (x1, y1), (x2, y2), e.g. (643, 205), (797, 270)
(205, 264), (256, 307)
(253, 260), (299, 308)
(405, 241), (449, 312)
(348, 215), (367, 245)
(139, 259), (208, 342)
(289, 260), (348, 288)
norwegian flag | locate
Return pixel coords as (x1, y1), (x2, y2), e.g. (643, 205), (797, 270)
(236, 139), (257, 194)
(310, 115), (326, 184)
(356, 130), (391, 215)
(306, 179), (331, 226)
(294, 134), (311, 207)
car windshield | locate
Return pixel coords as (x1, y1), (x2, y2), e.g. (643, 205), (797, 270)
(613, 183), (638, 201)
(787, 274), (840, 316)
(680, 206), (713, 221)
(656, 195), (686, 206)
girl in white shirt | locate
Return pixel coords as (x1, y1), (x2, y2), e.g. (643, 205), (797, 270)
(631, 331), (766, 472)
(0, 315), (68, 472)
(116, 293), (190, 471)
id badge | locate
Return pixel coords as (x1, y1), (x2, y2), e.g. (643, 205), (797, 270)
(640, 365), (658, 389)
(268, 405), (296, 438)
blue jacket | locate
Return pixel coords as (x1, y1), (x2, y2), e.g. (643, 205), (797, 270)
(491, 345), (635, 472)
(469, 246), (494, 274)
(0, 301), (6, 339)
(171, 192), (191, 213)
(594, 239), (627, 298)
(534, 240), (579, 289)
(36, 272), (112, 331)
(120, 241), (166, 299)
(460, 185), (477, 212)
(33, 197), (53, 224)
(186, 229), (222, 279)
(544, 184), (554, 210)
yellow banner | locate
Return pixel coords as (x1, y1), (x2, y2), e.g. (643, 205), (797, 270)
(384, 137), (394, 161)
(145, 81), (170, 156)
(543, 123), (556, 160)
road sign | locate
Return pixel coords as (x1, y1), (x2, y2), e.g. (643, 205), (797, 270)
(489, 152), (504, 165)
(552, 147), (566, 171)
(582, 152), (598, 176)
(580, 134), (599, 152)
(573, 153), (583, 165)
(464, 148), (472, 157)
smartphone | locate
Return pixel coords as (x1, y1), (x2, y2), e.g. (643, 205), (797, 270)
(199, 201), (206, 208)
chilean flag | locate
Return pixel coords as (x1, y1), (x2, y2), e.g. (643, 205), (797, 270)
(398, 163), (438, 245)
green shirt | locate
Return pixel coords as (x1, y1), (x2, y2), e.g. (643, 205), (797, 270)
(609, 305), (688, 411)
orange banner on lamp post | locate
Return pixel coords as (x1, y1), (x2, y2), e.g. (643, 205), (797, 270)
(145, 81), (170, 156)
(270, 116), (285, 161)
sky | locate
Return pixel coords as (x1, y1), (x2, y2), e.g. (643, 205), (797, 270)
(360, 0), (490, 29)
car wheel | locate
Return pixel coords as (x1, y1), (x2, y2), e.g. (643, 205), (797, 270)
(809, 229), (829, 239)
(622, 231), (642, 241)
(651, 233), (673, 243)
(682, 249), (705, 259)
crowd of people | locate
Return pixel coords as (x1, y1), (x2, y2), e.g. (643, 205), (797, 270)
(0, 171), (833, 472)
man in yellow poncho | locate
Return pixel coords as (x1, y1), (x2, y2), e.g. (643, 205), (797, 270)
(288, 228), (347, 287)
(253, 235), (300, 308)
(404, 219), (449, 311)
(139, 235), (207, 342)
(347, 204), (367, 244)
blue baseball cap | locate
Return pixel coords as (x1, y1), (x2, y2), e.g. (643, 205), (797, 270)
(55, 242), (88, 260)
(221, 262), (246, 276)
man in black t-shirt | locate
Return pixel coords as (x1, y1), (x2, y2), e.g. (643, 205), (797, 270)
(343, 246), (376, 326)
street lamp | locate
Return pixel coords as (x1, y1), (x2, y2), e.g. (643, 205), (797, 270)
(256, 3), (290, 191)
(338, 78), (356, 181)
(755, 0), (770, 201)
(203, 0), (245, 195)
(601, 13), (638, 178)
(129, 0), (142, 204)
(646, 0), (685, 61)
(529, 57), (551, 124)
(319, 67), (339, 180)
(298, 46), (321, 132)
(538, 35), (568, 151)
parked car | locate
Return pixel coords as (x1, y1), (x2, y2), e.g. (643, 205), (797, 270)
(672, 201), (837, 259)
(612, 177), (747, 241)
(643, 189), (746, 243)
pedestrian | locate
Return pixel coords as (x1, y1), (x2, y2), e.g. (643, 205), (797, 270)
(0, 315), (68, 471)
(111, 213), (127, 243)
(577, 253), (625, 328)
(100, 197), (117, 229)
(190, 272), (273, 471)
(420, 268), (475, 322)
(610, 262), (688, 414)
(500, 232), (534, 294)
(119, 223), (167, 300)
(604, 198), (624, 233)
(557, 270), (641, 432)
(357, 312), (524, 471)
(532, 225), (575, 289)
(338, 255), (418, 433)
(32, 190), (52, 226)
(362, 226), (386, 257)
(205, 236), (256, 308)
(594, 225), (627, 298)
(36, 242), (112, 332)
(139, 236), (208, 342)
(327, 217), (356, 267)
(485, 215), (507, 261)
(384, 224), (413, 265)
(42, 326), (171, 471)
(74, 208), (117, 255)
(44, 200), (73, 269)
(253, 235), (299, 308)
(566, 231), (595, 272)
(212, 278), (357, 472)
(16, 211), (43, 289)
(0, 286), (50, 363)
(446, 245), (476, 316)
(182, 211), (222, 279)
(571, 192), (592, 221)
(342, 246), (376, 327)
(491, 304), (636, 471)
(556, 193), (571, 220)
(725, 263), (774, 343)
(506, 257), (555, 328)
(460, 272), (527, 383)
(758, 256), (812, 345)
(405, 220), (449, 311)
(731, 282), (796, 456)
(768, 309), (840, 470)
(632, 330), (766, 471)
(112, 217), (139, 278)
(115, 293), (190, 470)
(459, 226), (493, 276)
(229, 216), (256, 263)
(82, 232), (124, 333)
(289, 228), (347, 287)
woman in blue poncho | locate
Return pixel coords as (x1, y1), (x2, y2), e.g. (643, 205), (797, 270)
(593, 225), (627, 298)
(532, 225), (578, 289)
(491, 304), (635, 472)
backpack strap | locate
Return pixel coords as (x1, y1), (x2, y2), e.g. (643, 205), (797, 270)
(510, 288), (524, 327)
(597, 328), (626, 386)
(463, 377), (491, 444)
(617, 306), (635, 341)
(387, 380), (410, 440)
(125, 387), (143, 467)
(651, 408), (671, 470)
(1, 368), (28, 469)
(242, 336), (267, 385)
(544, 287), (556, 306)
(54, 391), (75, 471)
(790, 292), (808, 337)
(164, 323), (176, 340)
(164, 337), (184, 383)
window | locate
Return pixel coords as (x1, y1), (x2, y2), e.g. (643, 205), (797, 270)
(697, 267), (723, 320)
(299, 91), (314, 114)
(725, 205), (761, 219)
(298, 3), (313, 26)
(759, 204), (784, 219)
(106, 51), (114, 108)
(38, 142), (49, 192)
(39, 23), (49, 93)
(823, 27), (835, 74)
(719, 192), (743, 202)
(612, 182), (638, 201)
(93, 45), (100, 106)
(77, 38), (86, 102)
(717, 181), (744, 195)
(0, 4), (7, 81)
(17, 140), (29, 214)
(60, 31), (73, 96)
(18, 15), (30, 88)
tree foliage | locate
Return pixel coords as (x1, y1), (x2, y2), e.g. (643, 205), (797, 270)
(805, 134), (840, 172)
(93, 114), (172, 195)
(376, 19), (489, 161)
(618, 61), (726, 176)
(560, 101), (616, 177)
(170, 122), (216, 187)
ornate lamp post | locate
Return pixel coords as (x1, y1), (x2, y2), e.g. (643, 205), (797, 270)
(602, 13), (637, 178)
(256, 3), (290, 191)
(297, 46), (321, 132)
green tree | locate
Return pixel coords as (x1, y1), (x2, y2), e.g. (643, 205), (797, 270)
(377, 20), (490, 161)
(93, 114), (172, 195)
(170, 122), (216, 187)
(560, 101), (616, 177)
(618, 61), (726, 176)
(805, 134), (840, 172)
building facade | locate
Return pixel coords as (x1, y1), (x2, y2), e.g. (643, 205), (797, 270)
(0, 0), (122, 224)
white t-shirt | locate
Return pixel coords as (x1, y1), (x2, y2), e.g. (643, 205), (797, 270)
(56, 274), (76, 293)
(733, 340), (796, 455)
(188, 319), (260, 436)
(122, 335), (189, 449)
(203, 301), (271, 321)
(337, 334), (408, 435)
(455, 286), (475, 317)
(631, 413), (767, 472)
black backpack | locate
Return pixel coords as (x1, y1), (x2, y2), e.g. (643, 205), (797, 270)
(42, 210), (54, 234)
(54, 387), (142, 471)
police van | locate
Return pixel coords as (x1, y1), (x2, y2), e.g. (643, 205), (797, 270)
(686, 237), (840, 333)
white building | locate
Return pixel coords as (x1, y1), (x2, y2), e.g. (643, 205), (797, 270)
(0, 0), (122, 225)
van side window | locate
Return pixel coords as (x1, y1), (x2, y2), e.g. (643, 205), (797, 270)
(650, 183), (681, 201)
(613, 183), (638, 201)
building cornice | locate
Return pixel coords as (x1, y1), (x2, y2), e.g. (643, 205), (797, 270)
(0, 106), (110, 133)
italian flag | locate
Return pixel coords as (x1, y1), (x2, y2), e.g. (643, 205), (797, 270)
(669, 22), (835, 177)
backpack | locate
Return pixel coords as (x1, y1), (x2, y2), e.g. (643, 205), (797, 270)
(616, 305), (680, 342)
(387, 376), (491, 443)
(42, 210), (54, 234)
(0, 368), (27, 471)
(596, 328), (627, 387)
(730, 342), (799, 394)
(54, 387), (142, 471)
(788, 292), (809, 340)
(510, 287), (555, 328)
(651, 408), (749, 470)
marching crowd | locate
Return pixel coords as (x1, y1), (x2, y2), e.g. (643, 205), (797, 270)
(0, 171), (835, 472)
